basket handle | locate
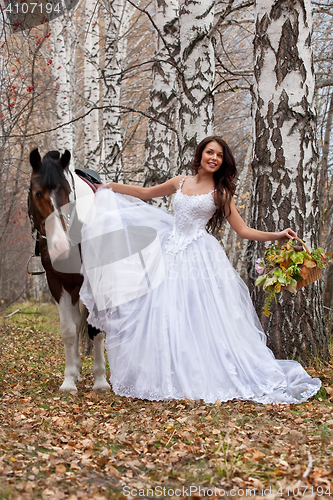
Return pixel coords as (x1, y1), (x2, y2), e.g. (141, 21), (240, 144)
(293, 236), (311, 255)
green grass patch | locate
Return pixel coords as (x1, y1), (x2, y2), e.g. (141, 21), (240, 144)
(0, 300), (59, 334)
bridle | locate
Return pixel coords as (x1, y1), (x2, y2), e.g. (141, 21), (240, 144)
(28, 169), (78, 246)
(28, 187), (47, 241)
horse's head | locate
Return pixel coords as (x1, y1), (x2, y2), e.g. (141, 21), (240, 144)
(29, 148), (72, 263)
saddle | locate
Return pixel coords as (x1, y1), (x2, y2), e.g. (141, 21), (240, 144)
(75, 168), (102, 191)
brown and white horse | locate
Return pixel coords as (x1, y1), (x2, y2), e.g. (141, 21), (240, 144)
(28, 148), (110, 392)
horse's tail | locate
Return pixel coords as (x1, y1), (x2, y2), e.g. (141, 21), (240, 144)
(79, 301), (94, 356)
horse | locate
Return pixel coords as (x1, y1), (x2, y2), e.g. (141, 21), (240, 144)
(28, 148), (111, 393)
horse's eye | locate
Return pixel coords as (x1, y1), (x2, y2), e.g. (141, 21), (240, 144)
(34, 191), (43, 199)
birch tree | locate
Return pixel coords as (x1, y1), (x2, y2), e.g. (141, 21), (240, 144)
(101, 0), (130, 182)
(248, 0), (328, 362)
(177, 0), (215, 170)
(143, 0), (179, 190)
(84, 1), (101, 169)
(222, 143), (252, 280)
(321, 92), (333, 327)
(51, 15), (77, 170)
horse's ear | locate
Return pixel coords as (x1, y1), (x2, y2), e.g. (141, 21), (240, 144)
(30, 148), (41, 171)
(60, 150), (71, 170)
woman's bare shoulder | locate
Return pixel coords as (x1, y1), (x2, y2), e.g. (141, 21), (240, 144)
(170, 174), (186, 189)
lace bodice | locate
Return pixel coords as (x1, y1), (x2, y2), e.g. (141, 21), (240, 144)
(165, 176), (217, 255)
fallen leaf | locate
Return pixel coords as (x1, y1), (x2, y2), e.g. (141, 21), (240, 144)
(105, 463), (121, 478)
(246, 477), (264, 489)
(243, 448), (266, 461)
(55, 464), (66, 474)
(69, 461), (81, 470)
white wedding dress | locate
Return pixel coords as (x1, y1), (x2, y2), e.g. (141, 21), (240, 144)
(80, 176), (321, 404)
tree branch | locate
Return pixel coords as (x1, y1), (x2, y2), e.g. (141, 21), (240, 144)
(316, 78), (333, 89)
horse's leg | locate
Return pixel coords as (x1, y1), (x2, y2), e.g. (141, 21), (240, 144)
(92, 332), (111, 392)
(72, 300), (82, 382)
(57, 290), (80, 392)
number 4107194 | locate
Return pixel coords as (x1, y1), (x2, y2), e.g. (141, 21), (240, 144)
(4, 2), (62, 14)
(277, 486), (331, 496)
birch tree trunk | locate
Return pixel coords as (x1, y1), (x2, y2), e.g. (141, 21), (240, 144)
(177, 0), (215, 171)
(84, 1), (101, 169)
(320, 92), (333, 241)
(101, 0), (128, 182)
(222, 143), (253, 281)
(144, 0), (179, 192)
(52, 17), (76, 170)
(248, 0), (328, 362)
(320, 93), (333, 328)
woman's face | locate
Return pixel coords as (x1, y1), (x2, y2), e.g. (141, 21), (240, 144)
(200, 141), (223, 173)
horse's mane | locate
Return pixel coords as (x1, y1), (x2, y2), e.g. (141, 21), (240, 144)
(38, 152), (69, 191)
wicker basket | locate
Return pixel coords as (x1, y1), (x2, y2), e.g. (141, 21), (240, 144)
(293, 237), (322, 290)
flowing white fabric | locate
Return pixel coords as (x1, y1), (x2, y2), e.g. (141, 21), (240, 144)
(80, 177), (321, 404)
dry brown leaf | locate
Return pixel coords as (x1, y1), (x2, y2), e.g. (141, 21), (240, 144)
(246, 477), (264, 489)
(278, 458), (289, 468)
(55, 464), (66, 474)
(105, 463), (122, 478)
(42, 488), (65, 500)
(80, 439), (93, 449)
(2, 316), (333, 499)
(82, 449), (93, 459)
(96, 456), (109, 466)
(69, 461), (81, 470)
(243, 447), (266, 461)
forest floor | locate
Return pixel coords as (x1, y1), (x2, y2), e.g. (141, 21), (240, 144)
(0, 301), (332, 500)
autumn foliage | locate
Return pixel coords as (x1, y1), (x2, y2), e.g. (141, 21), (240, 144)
(0, 303), (332, 499)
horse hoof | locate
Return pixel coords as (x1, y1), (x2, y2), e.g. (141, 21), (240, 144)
(93, 380), (111, 392)
(59, 382), (77, 392)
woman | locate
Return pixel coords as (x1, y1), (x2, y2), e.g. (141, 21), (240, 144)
(80, 136), (321, 404)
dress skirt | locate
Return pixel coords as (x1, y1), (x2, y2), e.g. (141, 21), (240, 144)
(80, 188), (321, 404)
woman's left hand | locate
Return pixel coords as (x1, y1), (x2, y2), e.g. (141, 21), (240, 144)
(276, 228), (297, 241)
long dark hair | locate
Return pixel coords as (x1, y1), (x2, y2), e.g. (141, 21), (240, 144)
(191, 136), (237, 233)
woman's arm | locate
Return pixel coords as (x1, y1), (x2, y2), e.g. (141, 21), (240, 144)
(99, 175), (183, 200)
(226, 198), (297, 241)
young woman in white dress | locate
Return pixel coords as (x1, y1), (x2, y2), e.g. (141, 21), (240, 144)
(80, 136), (321, 404)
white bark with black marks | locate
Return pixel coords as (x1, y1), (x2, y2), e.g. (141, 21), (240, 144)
(101, 0), (130, 181)
(177, 0), (215, 171)
(223, 143), (253, 281)
(84, 1), (101, 169)
(144, 0), (179, 196)
(248, 0), (327, 362)
(52, 17), (76, 169)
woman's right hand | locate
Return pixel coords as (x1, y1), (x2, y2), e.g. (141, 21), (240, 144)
(275, 228), (297, 241)
(93, 183), (112, 194)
